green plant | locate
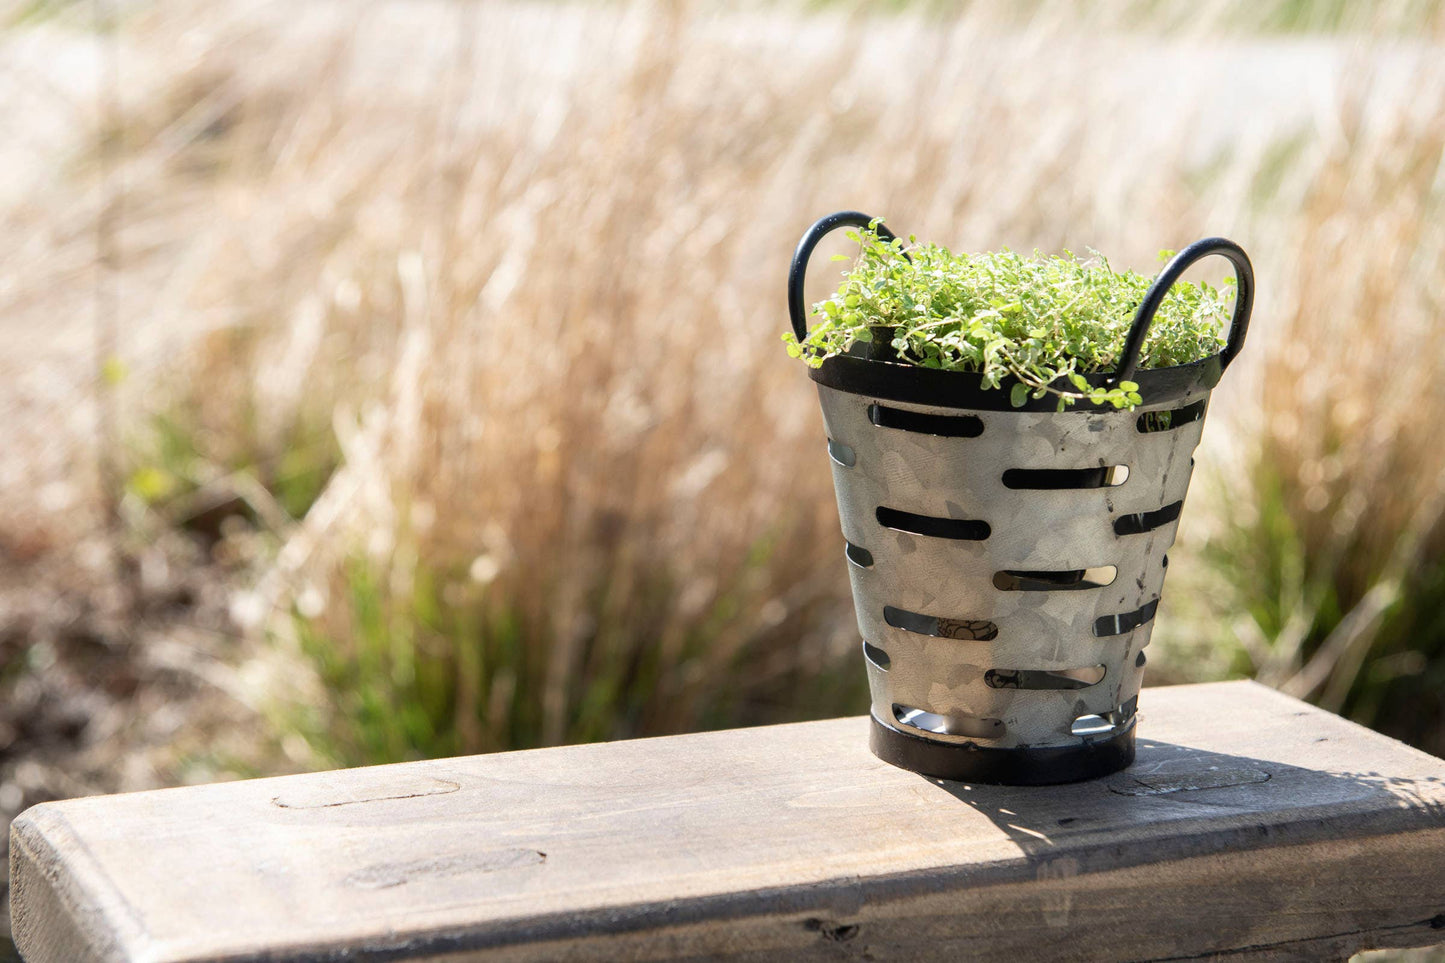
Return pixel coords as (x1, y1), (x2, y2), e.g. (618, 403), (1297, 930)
(117, 325), (343, 558)
(287, 544), (869, 768)
(784, 224), (1236, 410)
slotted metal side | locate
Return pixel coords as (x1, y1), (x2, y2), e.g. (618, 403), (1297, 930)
(818, 384), (1211, 752)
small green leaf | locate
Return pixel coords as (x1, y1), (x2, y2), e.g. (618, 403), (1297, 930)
(1010, 383), (1029, 408)
(101, 356), (128, 386)
(127, 466), (177, 503)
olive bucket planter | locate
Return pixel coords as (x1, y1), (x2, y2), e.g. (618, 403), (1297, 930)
(789, 211), (1255, 785)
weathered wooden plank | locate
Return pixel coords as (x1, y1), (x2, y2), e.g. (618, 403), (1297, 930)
(10, 681), (1445, 962)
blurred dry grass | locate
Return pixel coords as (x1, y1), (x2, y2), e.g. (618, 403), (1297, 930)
(1202, 88), (1445, 752)
(3, 0), (1445, 770)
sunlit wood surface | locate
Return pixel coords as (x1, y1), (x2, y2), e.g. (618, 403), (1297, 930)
(10, 681), (1445, 962)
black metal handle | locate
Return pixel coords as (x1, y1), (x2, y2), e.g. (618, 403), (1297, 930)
(788, 211), (897, 341)
(1109, 237), (1255, 386)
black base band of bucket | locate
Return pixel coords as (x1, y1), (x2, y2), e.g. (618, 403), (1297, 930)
(869, 714), (1136, 785)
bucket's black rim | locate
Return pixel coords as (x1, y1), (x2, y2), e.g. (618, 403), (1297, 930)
(869, 713), (1136, 785)
(811, 351), (1220, 412)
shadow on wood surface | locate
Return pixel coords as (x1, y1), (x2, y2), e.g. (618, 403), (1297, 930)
(924, 737), (1445, 864)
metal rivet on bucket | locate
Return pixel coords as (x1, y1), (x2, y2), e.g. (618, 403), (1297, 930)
(789, 211), (1255, 785)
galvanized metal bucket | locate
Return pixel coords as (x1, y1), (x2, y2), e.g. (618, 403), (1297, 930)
(789, 211), (1255, 784)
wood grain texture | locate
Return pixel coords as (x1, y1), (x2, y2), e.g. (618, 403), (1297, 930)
(10, 681), (1445, 962)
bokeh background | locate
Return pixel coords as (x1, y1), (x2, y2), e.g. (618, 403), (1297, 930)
(3, 0), (1445, 957)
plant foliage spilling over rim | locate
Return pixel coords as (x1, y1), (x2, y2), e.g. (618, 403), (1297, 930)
(785, 221), (1239, 411)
